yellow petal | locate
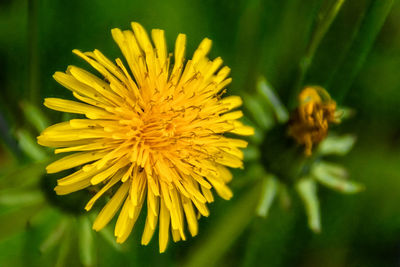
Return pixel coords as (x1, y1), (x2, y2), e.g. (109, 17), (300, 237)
(201, 185), (214, 203)
(192, 38), (212, 64)
(115, 199), (134, 243)
(54, 178), (91, 195)
(220, 96), (242, 110)
(191, 197), (209, 217)
(44, 98), (114, 119)
(158, 198), (170, 253)
(46, 151), (109, 173)
(220, 110), (243, 121)
(171, 228), (181, 243)
(230, 121), (255, 136)
(85, 169), (124, 211)
(141, 211), (157, 245)
(170, 34), (186, 84)
(181, 196), (198, 237)
(151, 29), (168, 73)
(217, 165), (233, 183)
(90, 158), (129, 185)
(93, 181), (130, 231)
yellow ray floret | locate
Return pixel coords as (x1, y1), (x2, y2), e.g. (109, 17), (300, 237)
(38, 22), (254, 253)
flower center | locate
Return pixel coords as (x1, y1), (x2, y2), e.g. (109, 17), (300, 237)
(164, 122), (175, 136)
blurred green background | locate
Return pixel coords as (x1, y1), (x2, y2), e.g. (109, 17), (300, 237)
(1, 0), (400, 266)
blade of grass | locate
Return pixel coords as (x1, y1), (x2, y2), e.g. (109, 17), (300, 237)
(39, 218), (68, 253)
(28, 0), (40, 104)
(262, 0), (322, 104)
(290, 0), (347, 108)
(55, 220), (72, 267)
(231, 0), (264, 94)
(329, 0), (394, 102)
(78, 216), (96, 267)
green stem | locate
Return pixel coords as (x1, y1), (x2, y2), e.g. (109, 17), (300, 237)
(183, 182), (262, 267)
(290, 0), (346, 108)
(28, 0), (40, 104)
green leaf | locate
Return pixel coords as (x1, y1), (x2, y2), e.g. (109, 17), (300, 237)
(78, 216), (96, 267)
(296, 177), (321, 233)
(243, 144), (260, 162)
(0, 203), (44, 240)
(98, 224), (123, 252)
(312, 161), (365, 193)
(243, 93), (275, 131)
(16, 129), (47, 161)
(257, 77), (289, 123)
(20, 101), (50, 133)
(307, 0), (347, 61)
(0, 189), (44, 206)
(256, 175), (278, 218)
(241, 116), (265, 145)
(39, 217), (68, 253)
(0, 161), (48, 189)
(318, 134), (357, 155)
(55, 222), (72, 267)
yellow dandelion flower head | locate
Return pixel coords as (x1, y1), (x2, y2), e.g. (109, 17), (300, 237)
(289, 86), (339, 156)
(38, 22), (254, 252)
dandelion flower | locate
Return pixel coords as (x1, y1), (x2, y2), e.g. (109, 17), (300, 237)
(289, 86), (338, 156)
(38, 22), (253, 252)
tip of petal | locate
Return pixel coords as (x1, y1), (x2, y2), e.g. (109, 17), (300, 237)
(72, 49), (81, 55)
(159, 245), (167, 253)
